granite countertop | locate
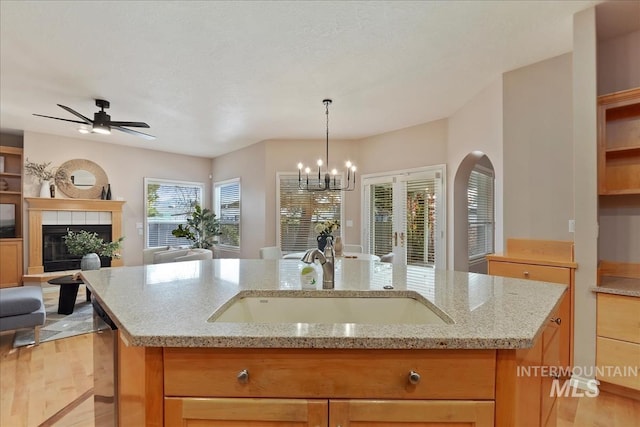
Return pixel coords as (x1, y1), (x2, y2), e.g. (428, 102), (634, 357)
(80, 259), (566, 350)
(592, 276), (640, 298)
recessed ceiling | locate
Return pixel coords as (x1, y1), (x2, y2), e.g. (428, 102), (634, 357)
(0, 0), (605, 158)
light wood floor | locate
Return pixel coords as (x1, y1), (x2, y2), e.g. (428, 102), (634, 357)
(1, 331), (639, 426)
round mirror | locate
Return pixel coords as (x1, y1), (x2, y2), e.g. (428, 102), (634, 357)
(56, 159), (108, 199)
(69, 169), (96, 188)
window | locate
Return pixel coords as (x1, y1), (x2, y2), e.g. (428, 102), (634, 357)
(144, 178), (204, 248)
(277, 173), (342, 253)
(467, 166), (494, 262)
(214, 178), (241, 250)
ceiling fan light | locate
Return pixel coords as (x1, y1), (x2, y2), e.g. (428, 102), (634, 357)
(92, 123), (111, 135)
(77, 126), (90, 134)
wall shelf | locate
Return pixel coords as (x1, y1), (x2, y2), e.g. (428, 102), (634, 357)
(598, 87), (640, 195)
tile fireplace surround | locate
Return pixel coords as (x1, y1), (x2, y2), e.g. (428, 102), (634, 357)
(24, 198), (125, 274)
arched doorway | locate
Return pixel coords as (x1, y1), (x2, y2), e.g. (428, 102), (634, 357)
(453, 152), (495, 273)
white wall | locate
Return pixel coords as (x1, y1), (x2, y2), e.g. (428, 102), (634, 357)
(448, 78), (503, 270)
(23, 131), (213, 266)
(597, 30), (640, 95)
(211, 141), (266, 259)
(572, 6), (598, 380)
(503, 53), (575, 241)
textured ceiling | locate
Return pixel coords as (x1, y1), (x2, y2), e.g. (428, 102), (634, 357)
(0, 0), (609, 158)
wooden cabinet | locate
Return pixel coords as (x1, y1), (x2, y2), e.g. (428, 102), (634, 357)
(0, 239), (23, 287)
(597, 87), (640, 195)
(596, 293), (640, 392)
(0, 146), (23, 287)
(487, 239), (576, 371)
(165, 398), (494, 426)
(162, 348), (496, 427)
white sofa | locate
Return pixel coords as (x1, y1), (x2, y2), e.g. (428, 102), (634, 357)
(143, 246), (213, 265)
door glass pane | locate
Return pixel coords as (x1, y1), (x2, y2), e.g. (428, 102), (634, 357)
(404, 177), (438, 267)
(369, 183), (393, 256)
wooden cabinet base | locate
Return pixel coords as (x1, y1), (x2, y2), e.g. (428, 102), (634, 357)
(164, 398), (494, 427)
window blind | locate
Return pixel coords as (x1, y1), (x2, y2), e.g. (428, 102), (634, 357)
(145, 179), (203, 248)
(367, 183), (393, 257)
(402, 178), (438, 266)
(215, 180), (241, 248)
(468, 168), (494, 260)
(279, 174), (342, 253)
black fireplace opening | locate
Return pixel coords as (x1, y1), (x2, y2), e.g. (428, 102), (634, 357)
(43, 224), (113, 272)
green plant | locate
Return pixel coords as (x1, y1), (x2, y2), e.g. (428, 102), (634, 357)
(171, 203), (220, 249)
(63, 230), (124, 258)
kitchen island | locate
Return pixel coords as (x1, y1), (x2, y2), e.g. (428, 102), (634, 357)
(81, 258), (568, 427)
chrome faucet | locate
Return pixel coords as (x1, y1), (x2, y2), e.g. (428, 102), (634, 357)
(301, 236), (335, 289)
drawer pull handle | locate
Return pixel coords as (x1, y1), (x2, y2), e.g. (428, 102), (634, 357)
(237, 369), (249, 383)
(408, 370), (421, 385)
(551, 317), (561, 325)
(523, 271), (530, 277)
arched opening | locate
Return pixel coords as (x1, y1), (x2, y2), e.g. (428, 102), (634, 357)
(453, 152), (495, 273)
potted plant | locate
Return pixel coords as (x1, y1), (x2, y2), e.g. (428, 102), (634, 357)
(24, 158), (68, 197)
(63, 230), (124, 270)
(171, 203), (220, 250)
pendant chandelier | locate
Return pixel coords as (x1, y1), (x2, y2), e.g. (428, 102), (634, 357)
(297, 99), (356, 191)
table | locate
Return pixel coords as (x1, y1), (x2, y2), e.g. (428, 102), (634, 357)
(47, 274), (91, 315)
(283, 252), (380, 261)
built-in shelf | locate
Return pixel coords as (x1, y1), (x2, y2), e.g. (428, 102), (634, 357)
(0, 190), (21, 195)
(0, 172), (22, 178)
(605, 145), (640, 155)
(598, 87), (640, 196)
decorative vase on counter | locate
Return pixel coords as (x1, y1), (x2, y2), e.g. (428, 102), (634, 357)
(80, 253), (101, 271)
(317, 234), (329, 251)
(49, 183), (55, 198)
(106, 183), (112, 200)
(100, 186), (106, 200)
(39, 181), (50, 198)
(334, 236), (343, 256)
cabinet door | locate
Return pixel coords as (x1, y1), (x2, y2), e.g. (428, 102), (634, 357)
(0, 239), (22, 287)
(330, 400), (494, 427)
(165, 397), (328, 427)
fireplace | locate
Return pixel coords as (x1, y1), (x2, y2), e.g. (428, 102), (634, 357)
(25, 198), (125, 275)
(42, 225), (113, 272)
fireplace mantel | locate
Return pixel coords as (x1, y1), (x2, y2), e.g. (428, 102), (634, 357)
(25, 198), (125, 274)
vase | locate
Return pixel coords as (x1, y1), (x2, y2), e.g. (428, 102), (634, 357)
(100, 186), (106, 200)
(106, 184), (112, 200)
(39, 181), (50, 197)
(334, 236), (343, 256)
(80, 253), (101, 271)
(317, 234), (330, 251)
(49, 183), (55, 198)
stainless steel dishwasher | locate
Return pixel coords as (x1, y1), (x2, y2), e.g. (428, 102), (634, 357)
(92, 296), (118, 426)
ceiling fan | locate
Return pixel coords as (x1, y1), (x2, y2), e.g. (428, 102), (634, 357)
(33, 99), (155, 140)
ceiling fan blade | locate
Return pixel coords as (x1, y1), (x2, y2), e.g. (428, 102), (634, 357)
(112, 125), (156, 140)
(33, 114), (88, 124)
(108, 121), (150, 128)
(57, 104), (93, 124)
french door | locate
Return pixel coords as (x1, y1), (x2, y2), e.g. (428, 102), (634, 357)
(363, 166), (445, 268)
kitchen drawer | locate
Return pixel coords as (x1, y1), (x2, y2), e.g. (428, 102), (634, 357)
(596, 337), (640, 391)
(164, 348), (496, 400)
(597, 293), (640, 344)
(488, 261), (570, 285)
